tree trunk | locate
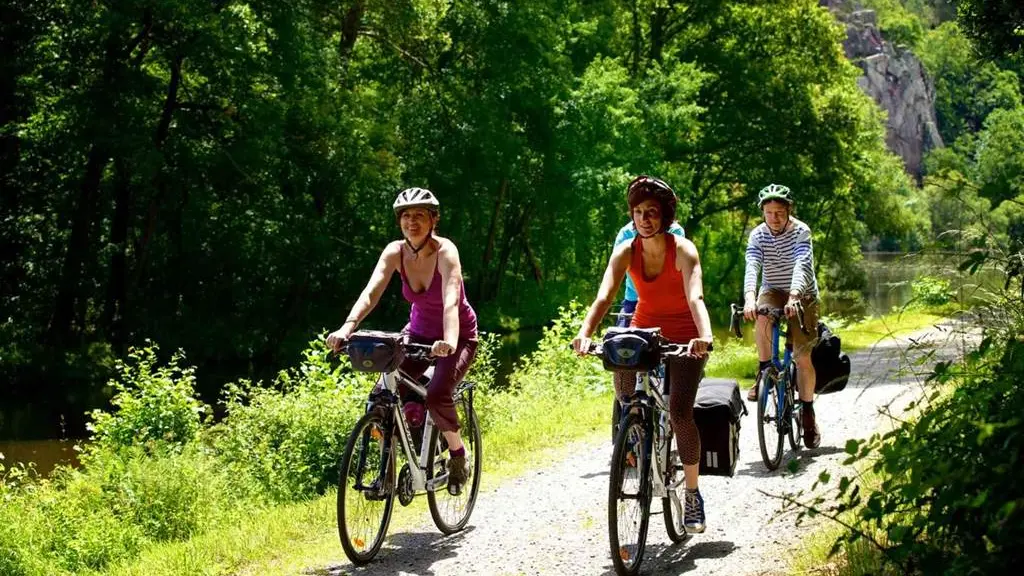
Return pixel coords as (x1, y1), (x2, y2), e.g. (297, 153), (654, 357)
(522, 229), (543, 287)
(48, 143), (109, 345)
(649, 5), (668, 63)
(630, 0), (641, 76)
(492, 206), (530, 299)
(478, 178), (507, 300)
(103, 158), (131, 350)
(340, 1), (365, 59)
(47, 17), (149, 345)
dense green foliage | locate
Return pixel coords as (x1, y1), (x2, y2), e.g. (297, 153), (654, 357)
(0, 0), (929, 438)
(791, 280), (1023, 575)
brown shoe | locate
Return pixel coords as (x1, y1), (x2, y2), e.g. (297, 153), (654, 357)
(447, 454), (471, 495)
(802, 408), (821, 448)
(747, 383), (758, 402)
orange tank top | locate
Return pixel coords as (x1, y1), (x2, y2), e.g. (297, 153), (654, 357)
(628, 234), (699, 344)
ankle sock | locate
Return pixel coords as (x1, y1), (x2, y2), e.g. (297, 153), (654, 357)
(449, 446), (465, 458)
(758, 360), (771, 373)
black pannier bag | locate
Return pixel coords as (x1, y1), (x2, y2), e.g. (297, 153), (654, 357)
(601, 327), (663, 372)
(347, 331), (405, 373)
(810, 322), (851, 394)
(693, 378), (746, 477)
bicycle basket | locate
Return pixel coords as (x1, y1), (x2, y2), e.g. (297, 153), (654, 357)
(347, 331), (405, 372)
(601, 327), (662, 371)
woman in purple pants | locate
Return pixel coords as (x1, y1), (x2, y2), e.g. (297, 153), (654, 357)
(327, 188), (479, 490)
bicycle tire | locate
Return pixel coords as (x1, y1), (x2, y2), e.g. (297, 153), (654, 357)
(427, 395), (482, 534)
(611, 396), (622, 442)
(786, 364), (803, 451)
(662, 443), (687, 543)
(338, 411), (396, 565)
(609, 412), (652, 576)
(757, 367), (784, 471)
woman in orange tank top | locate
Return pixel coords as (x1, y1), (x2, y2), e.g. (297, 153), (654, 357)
(572, 175), (714, 534)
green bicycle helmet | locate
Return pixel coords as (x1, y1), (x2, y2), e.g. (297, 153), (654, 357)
(757, 183), (793, 207)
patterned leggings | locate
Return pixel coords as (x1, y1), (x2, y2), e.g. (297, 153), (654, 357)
(614, 355), (708, 466)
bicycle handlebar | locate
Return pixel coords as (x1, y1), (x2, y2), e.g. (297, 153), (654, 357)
(574, 338), (712, 359)
(729, 301), (808, 338)
(331, 335), (435, 361)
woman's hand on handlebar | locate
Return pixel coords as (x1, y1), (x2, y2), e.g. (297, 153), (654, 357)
(571, 334), (592, 356)
(326, 325), (355, 353)
(687, 336), (713, 359)
(430, 340), (455, 357)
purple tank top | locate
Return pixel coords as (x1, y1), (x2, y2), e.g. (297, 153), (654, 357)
(400, 252), (478, 341)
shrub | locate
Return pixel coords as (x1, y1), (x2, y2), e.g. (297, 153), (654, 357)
(910, 275), (952, 307)
(86, 344), (208, 455)
(213, 337), (372, 502)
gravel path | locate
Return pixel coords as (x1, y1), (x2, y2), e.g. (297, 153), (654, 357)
(312, 322), (976, 576)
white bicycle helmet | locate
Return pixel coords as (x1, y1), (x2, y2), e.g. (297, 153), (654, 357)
(757, 183), (793, 207)
(393, 187), (440, 215)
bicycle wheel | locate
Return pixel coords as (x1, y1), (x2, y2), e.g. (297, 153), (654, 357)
(786, 365), (803, 451)
(427, 395), (482, 534)
(756, 367), (784, 471)
(609, 412), (652, 576)
(611, 396), (622, 442)
(338, 411), (396, 565)
(661, 441), (687, 543)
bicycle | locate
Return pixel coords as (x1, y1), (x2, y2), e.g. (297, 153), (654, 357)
(582, 330), (709, 576)
(729, 302), (807, 471)
(335, 331), (482, 565)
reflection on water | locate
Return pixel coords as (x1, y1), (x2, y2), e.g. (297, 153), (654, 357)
(0, 439), (81, 476)
(844, 252), (1003, 318)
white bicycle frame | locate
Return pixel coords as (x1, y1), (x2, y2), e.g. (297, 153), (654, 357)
(373, 368), (450, 493)
(631, 368), (685, 500)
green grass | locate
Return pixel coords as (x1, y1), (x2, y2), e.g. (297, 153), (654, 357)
(101, 393), (614, 576)
(705, 308), (947, 391)
(836, 311), (945, 351)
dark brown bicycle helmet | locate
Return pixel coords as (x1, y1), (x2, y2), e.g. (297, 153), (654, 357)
(627, 175), (677, 234)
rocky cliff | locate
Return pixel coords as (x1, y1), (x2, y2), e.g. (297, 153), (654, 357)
(821, 0), (943, 180)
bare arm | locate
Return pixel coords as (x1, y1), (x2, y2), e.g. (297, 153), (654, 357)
(743, 227), (762, 320)
(677, 238), (713, 354)
(436, 239), (464, 350)
(575, 243), (632, 347)
(335, 243), (400, 334)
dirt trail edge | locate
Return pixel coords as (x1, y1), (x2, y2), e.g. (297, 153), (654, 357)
(313, 322), (976, 576)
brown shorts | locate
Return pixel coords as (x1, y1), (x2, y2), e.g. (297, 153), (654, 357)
(758, 290), (819, 356)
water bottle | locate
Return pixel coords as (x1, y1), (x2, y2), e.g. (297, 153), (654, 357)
(403, 400), (426, 452)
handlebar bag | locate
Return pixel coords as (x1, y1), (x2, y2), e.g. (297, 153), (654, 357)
(348, 331), (405, 373)
(601, 327), (662, 372)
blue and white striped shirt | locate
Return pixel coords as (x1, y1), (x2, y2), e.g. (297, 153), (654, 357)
(743, 218), (818, 297)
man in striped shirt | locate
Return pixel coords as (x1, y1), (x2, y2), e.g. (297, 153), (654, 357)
(742, 184), (821, 448)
